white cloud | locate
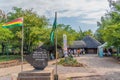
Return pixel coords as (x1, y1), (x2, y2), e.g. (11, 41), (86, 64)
(0, 0), (109, 29)
(0, 0), (109, 16)
(80, 19), (97, 24)
(79, 10), (107, 24)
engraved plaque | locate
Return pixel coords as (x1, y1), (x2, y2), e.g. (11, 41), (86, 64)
(25, 48), (48, 70)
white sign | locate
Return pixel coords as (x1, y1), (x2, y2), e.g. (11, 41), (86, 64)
(63, 34), (68, 57)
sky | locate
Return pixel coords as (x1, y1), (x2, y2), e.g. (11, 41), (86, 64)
(0, 0), (110, 33)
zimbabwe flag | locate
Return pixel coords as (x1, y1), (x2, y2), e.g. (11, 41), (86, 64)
(2, 18), (23, 28)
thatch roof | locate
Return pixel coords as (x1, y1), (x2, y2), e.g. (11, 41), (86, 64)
(68, 36), (101, 49)
(82, 36), (101, 48)
(69, 40), (86, 48)
(38, 44), (62, 51)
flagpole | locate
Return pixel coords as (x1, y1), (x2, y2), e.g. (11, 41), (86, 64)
(55, 12), (58, 80)
(21, 18), (24, 72)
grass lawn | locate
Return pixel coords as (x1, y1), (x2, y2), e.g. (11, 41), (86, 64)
(112, 53), (120, 57)
(0, 55), (21, 62)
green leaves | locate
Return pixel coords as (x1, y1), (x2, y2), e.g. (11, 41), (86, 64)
(2, 7), (49, 53)
(95, 0), (120, 47)
(0, 7), (88, 54)
(56, 24), (78, 46)
(0, 24), (13, 41)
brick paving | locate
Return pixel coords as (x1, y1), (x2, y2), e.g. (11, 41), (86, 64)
(0, 54), (120, 80)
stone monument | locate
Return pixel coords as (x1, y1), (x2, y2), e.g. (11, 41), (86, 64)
(17, 48), (54, 80)
(25, 48), (48, 70)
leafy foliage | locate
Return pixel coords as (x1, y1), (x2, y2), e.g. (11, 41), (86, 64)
(6, 7), (49, 53)
(77, 26), (94, 40)
(0, 7), (95, 55)
(57, 24), (78, 46)
(0, 55), (20, 62)
(0, 24), (13, 41)
(58, 57), (85, 67)
(58, 57), (78, 66)
(95, 0), (120, 47)
(0, 23), (13, 54)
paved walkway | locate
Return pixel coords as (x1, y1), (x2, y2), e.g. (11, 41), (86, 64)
(0, 54), (120, 80)
(60, 54), (120, 80)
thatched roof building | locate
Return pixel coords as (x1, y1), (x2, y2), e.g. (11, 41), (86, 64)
(82, 36), (101, 48)
(69, 40), (86, 48)
(68, 36), (101, 54)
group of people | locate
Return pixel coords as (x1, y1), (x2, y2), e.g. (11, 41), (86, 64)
(68, 48), (86, 57)
(103, 48), (112, 56)
(49, 48), (86, 60)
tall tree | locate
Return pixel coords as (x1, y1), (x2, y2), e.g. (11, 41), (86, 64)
(56, 24), (78, 46)
(77, 27), (94, 40)
(0, 9), (13, 54)
(7, 7), (49, 53)
(0, 24), (13, 54)
(95, 0), (120, 47)
(45, 24), (78, 47)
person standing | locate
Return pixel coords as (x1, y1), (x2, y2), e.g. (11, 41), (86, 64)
(77, 49), (80, 56)
(50, 52), (54, 60)
(82, 48), (86, 55)
(73, 49), (77, 57)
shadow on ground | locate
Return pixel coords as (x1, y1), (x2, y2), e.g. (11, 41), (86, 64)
(71, 72), (120, 80)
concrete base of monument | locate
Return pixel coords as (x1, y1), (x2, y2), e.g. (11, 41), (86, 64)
(17, 67), (54, 80)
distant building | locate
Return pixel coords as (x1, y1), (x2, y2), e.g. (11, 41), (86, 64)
(68, 35), (101, 54)
(68, 40), (86, 49)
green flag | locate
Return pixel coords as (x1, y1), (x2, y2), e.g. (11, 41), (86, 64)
(50, 12), (57, 44)
(50, 31), (54, 44)
(52, 13), (57, 30)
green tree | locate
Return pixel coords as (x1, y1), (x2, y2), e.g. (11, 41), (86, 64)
(7, 7), (49, 53)
(82, 29), (93, 37)
(95, 0), (120, 47)
(77, 26), (84, 40)
(0, 24), (13, 54)
(77, 27), (94, 40)
(44, 24), (78, 48)
(56, 24), (78, 46)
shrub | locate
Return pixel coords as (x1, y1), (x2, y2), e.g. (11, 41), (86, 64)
(58, 57), (85, 67)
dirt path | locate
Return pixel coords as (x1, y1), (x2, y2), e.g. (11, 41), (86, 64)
(0, 54), (120, 80)
(43, 54), (120, 80)
(50, 54), (120, 80)
(68, 54), (120, 80)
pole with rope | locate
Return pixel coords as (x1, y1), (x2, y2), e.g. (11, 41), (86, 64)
(54, 12), (58, 80)
(21, 18), (24, 72)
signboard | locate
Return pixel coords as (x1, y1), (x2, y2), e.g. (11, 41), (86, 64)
(25, 48), (48, 70)
(63, 34), (68, 57)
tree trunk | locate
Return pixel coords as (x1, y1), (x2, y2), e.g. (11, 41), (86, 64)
(1, 42), (5, 55)
(117, 47), (119, 57)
